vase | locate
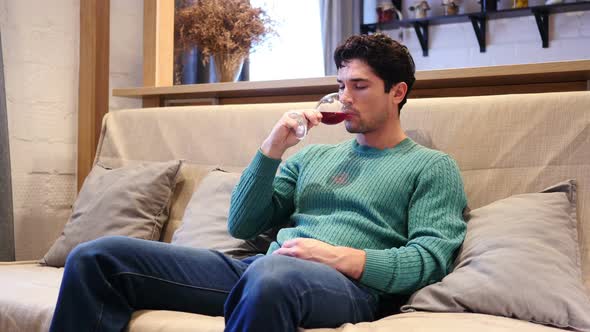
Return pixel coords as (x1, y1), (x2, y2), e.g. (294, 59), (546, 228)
(212, 53), (245, 83)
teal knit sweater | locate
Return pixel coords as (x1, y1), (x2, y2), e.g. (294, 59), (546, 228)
(228, 138), (467, 295)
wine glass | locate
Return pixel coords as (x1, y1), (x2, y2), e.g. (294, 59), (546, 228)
(290, 92), (351, 140)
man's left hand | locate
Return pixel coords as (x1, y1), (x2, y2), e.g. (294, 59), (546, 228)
(273, 238), (366, 280)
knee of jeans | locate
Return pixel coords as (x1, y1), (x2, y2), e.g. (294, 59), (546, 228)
(241, 255), (306, 297)
(65, 235), (129, 269)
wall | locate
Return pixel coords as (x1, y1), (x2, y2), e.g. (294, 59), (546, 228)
(0, 0), (79, 260)
(366, 0), (590, 69)
(110, 0), (142, 111)
(0, 0), (142, 260)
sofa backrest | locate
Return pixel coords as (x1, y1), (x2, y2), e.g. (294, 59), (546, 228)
(95, 102), (353, 244)
(96, 91), (590, 292)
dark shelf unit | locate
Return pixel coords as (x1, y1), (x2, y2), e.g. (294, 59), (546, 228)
(361, 1), (590, 56)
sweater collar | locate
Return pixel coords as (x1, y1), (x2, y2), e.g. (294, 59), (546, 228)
(352, 137), (416, 156)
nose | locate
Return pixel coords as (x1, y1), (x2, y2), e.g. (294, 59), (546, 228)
(339, 87), (353, 107)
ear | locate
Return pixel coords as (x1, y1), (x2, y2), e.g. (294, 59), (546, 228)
(390, 82), (408, 105)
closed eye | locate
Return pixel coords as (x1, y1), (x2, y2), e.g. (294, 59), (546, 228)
(339, 85), (367, 90)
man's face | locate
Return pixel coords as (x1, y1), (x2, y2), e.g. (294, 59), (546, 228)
(336, 59), (398, 134)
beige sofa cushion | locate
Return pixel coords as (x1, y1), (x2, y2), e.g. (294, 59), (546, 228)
(172, 170), (248, 256)
(0, 262), (563, 332)
(127, 310), (564, 332)
(0, 262), (61, 332)
(42, 160), (182, 267)
(170, 169), (281, 258)
(161, 163), (216, 243)
(403, 180), (590, 330)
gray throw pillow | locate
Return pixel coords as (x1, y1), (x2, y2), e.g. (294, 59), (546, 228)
(401, 180), (590, 330)
(172, 169), (280, 259)
(42, 160), (182, 267)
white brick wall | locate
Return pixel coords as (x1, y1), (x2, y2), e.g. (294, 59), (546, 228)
(1, 0), (142, 260)
(1, 0), (79, 260)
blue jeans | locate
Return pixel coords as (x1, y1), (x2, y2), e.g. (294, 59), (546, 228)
(49, 236), (378, 332)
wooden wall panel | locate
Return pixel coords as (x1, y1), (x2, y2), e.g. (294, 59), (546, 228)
(143, 0), (174, 87)
(78, 0), (110, 191)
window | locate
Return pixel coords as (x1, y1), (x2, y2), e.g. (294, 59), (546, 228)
(249, 0), (325, 81)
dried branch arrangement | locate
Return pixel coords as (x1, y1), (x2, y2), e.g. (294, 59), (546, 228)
(175, 0), (274, 63)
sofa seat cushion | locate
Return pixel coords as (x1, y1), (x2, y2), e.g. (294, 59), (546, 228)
(0, 260), (568, 332)
(325, 312), (568, 332)
(129, 310), (225, 332)
(0, 262), (62, 332)
(128, 310), (564, 332)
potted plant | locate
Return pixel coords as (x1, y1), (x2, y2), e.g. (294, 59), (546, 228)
(175, 0), (274, 82)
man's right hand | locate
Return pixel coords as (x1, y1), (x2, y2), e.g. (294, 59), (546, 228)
(260, 109), (322, 159)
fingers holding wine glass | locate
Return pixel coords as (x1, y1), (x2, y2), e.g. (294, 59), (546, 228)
(260, 109), (318, 159)
(260, 92), (347, 159)
(287, 109), (322, 140)
(287, 111), (307, 139)
(302, 108), (322, 126)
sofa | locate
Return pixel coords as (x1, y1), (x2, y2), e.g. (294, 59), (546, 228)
(1, 90), (589, 331)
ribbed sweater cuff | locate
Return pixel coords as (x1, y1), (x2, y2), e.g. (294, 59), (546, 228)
(248, 149), (282, 178)
(361, 249), (397, 292)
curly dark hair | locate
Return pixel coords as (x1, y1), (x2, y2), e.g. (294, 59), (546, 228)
(334, 33), (416, 112)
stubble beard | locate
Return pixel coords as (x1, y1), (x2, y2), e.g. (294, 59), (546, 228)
(344, 111), (388, 134)
(345, 120), (362, 133)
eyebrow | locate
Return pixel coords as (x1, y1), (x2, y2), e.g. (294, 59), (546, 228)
(336, 78), (370, 84)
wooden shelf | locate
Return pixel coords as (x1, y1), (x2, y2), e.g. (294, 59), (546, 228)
(362, 1), (590, 56)
(112, 60), (590, 106)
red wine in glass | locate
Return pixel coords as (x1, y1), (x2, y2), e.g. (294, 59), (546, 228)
(320, 111), (351, 125)
(318, 92), (350, 125)
(293, 92), (349, 139)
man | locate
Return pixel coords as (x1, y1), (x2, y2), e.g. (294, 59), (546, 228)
(50, 34), (467, 332)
